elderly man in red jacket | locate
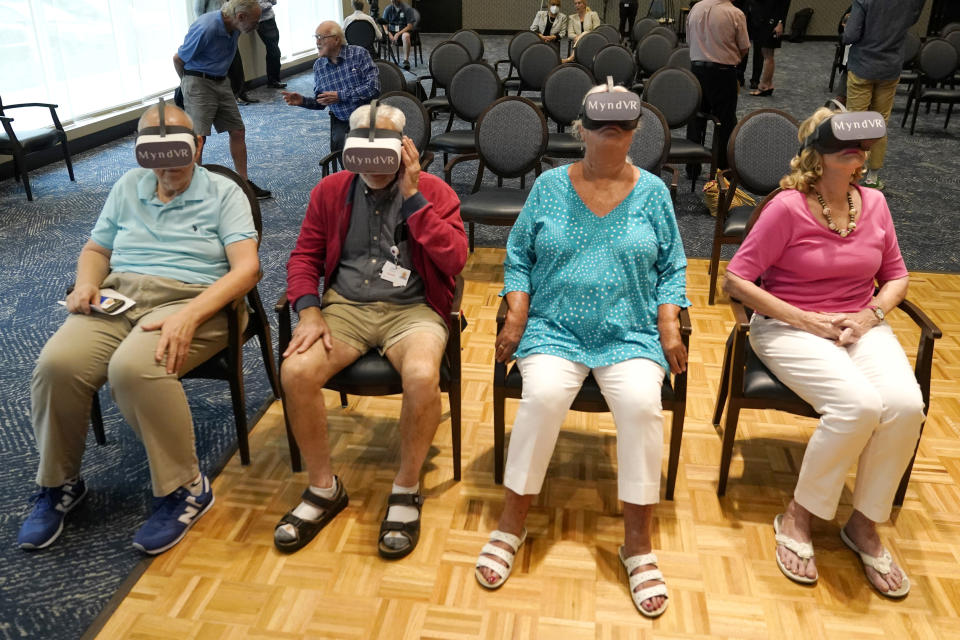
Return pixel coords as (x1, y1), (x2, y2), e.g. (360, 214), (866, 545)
(275, 101), (467, 558)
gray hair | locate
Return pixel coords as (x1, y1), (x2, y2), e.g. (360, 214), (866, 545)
(349, 102), (406, 131)
(137, 101), (195, 133)
(222, 0), (259, 18)
(317, 21), (347, 46)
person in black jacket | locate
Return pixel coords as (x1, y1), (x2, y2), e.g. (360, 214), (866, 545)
(747, 0), (791, 95)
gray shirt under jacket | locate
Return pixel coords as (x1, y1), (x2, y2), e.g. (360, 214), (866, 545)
(843, 0), (924, 82)
(293, 178), (427, 313)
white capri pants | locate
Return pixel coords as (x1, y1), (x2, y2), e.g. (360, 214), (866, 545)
(503, 353), (666, 505)
(749, 316), (925, 522)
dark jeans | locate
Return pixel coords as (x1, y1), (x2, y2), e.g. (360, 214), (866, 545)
(257, 18), (282, 83)
(687, 64), (739, 171)
(619, 6), (638, 36)
(330, 113), (350, 154)
(228, 50), (245, 96)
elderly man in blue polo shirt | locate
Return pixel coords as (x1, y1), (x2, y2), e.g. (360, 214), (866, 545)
(281, 21), (379, 160)
(174, 0), (271, 198)
(17, 102), (260, 556)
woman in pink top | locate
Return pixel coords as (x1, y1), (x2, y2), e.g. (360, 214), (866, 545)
(723, 107), (923, 598)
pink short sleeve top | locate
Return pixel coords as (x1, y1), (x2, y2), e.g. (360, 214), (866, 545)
(725, 187), (908, 313)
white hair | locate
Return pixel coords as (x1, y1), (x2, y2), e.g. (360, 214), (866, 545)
(349, 102), (406, 131)
(222, 0), (259, 18)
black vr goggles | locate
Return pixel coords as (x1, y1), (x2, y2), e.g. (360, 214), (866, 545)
(135, 98), (197, 169)
(342, 99), (402, 175)
(580, 77), (642, 131)
(799, 107), (886, 156)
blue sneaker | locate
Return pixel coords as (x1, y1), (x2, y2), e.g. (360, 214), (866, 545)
(18, 477), (87, 550)
(132, 475), (214, 555)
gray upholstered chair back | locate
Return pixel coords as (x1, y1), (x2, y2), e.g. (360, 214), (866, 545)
(728, 109), (800, 195)
(593, 44), (636, 87)
(574, 31), (609, 68)
(429, 40), (472, 90)
(666, 46), (690, 70)
(452, 29), (485, 61)
(631, 18), (658, 44)
(941, 21), (960, 37)
(345, 20), (376, 51)
(636, 33), (674, 75)
(919, 39), (959, 81)
(642, 67), (701, 129)
(902, 32), (922, 66)
(448, 62), (503, 122)
(944, 32), (960, 59)
(518, 42), (561, 92)
(475, 97), (548, 178)
(542, 63), (595, 127)
(376, 60), (407, 94)
(647, 26), (679, 48)
(594, 24), (621, 44)
(629, 102), (671, 174)
(380, 91), (431, 152)
(509, 30), (541, 68)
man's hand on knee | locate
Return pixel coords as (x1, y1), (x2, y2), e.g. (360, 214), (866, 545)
(141, 309), (200, 375)
(285, 307), (334, 357)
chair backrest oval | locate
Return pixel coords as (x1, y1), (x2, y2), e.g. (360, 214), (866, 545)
(518, 41), (561, 91)
(593, 44), (636, 87)
(642, 66), (701, 129)
(646, 26), (679, 48)
(941, 21), (960, 37)
(203, 164), (261, 243)
(475, 96), (548, 178)
(376, 60), (407, 95)
(944, 31), (960, 57)
(448, 62), (503, 122)
(728, 108), (800, 195)
(918, 38), (959, 81)
(574, 31), (609, 68)
(379, 90), (431, 152)
(631, 17), (658, 44)
(509, 30), (541, 68)
(902, 31), (922, 66)
(594, 24), (621, 44)
(666, 46), (690, 70)
(636, 33), (674, 75)
(629, 102), (671, 174)
(541, 63), (595, 126)
(345, 20), (376, 50)
(742, 187), (785, 238)
(429, 40), (472, 90)
(452, 28), (485, 60)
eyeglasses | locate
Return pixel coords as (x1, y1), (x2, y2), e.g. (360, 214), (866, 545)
(314, 33), (337, 42)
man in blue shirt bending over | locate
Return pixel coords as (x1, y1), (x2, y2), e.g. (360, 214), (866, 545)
(281, 21), (380, 161)
(17, 101), (260, 556)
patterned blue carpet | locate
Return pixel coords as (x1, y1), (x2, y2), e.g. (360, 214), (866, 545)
(0, 35), (957, 640)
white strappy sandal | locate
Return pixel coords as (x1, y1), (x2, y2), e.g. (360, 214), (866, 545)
(618, 546), (669, 618)
(773, 513), (818, 585)
(474, 528), (527, 590)
(840, 527), (910, 598)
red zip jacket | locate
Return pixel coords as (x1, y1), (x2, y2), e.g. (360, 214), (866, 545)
(286, 171), (467, 323)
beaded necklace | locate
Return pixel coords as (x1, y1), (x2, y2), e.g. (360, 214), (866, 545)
(813, 189), (857, 237)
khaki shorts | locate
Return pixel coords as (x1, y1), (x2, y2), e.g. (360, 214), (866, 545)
(181, 74), (244, 136)
(321, 288), (448, 355)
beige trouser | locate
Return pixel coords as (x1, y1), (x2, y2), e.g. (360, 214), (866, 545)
(845, 70), (900, 171)
(31, 272), (233, 497)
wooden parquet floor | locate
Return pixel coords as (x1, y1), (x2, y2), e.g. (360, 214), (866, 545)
(96, 252), (960, 640)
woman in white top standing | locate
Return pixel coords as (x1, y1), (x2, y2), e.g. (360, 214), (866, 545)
(530, 0), (569, 50)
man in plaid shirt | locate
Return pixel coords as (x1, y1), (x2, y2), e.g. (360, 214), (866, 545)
(282, 21), (380, 158)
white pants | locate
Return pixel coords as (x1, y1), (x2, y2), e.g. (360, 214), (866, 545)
(749, 317), (925, 522)
(503, 354), (666, 505)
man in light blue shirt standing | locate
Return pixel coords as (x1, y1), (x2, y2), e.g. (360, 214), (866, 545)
(17, 102), (260, 557)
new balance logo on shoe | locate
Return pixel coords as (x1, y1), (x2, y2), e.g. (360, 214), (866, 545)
(178, 496), (203, 525)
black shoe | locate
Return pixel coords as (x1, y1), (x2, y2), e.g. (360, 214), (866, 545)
(247, 179), (271, 199)
(236, 93), (259, 104)
(377, 491), (423, 560)
(402, 59), (411, 71)
(266, 81), (287, 89)
(749, 80), (759, 90)
(274, 479), (349, 554)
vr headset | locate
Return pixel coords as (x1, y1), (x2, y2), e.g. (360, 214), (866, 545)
(799, 107), (886, 155)
(580, 77), (642, 131)
(342, 99), (402, 174)
(135, 98), (196, 169)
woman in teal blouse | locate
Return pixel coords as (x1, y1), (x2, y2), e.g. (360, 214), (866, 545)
(474, 85), (689, 618)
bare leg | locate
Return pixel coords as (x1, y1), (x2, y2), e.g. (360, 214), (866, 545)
(842, 509), (906, 593)
(228, 128), (248, 179)
(623, 503), (665, 613)
(777, 498), (819, 580)
(758, 48), (776, 91)
(477, 488), (535, 584)
(401, 32), (411, 64)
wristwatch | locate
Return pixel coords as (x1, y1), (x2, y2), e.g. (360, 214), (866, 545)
(868, 304), (885, 321)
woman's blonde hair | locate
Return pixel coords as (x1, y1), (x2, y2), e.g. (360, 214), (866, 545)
(780, 107), (866, 193)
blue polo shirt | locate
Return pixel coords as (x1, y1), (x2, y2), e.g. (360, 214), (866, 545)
(177, 11), (239, 76)
(90, 166), (258, 285)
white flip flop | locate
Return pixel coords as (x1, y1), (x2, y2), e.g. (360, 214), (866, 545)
(773, 514), (817, 585)
(840, 527), (910, 598)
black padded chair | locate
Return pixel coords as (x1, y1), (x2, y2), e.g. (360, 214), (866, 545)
(90, 164), (280, 466)
(647, 26), (679, 48)
(573, 31), (609, 69)
(275, 277), (465, 479)
(345, 20), (378, 57)
(492, 301), (691, 500)
(593, 44), (638, 88)
(0, 96), (75, 201)
(642, 66), (717, 192)
(515, 42), (561, 107)
(635, 33), (675, 81)
(630, 17), (659, 48)
(495, 31), (541, 93)
(449, 97), (549, 252)
(430, 62), (503, 181)
(594, 24), (622, 44)
(902, 39), (960, 134)
(712, 192), (942, 504)
(418, 40), (472, 117)
(707, 108), (798, 305)
(895, 32), (923, 99)
(541, 63), (594, 159)
(630, 102), (677, 195)
(941, 22), (960, 37)
(665, 46), (690, 70)
(376, 59), (409, 95)
(451, 28), (485, 61)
